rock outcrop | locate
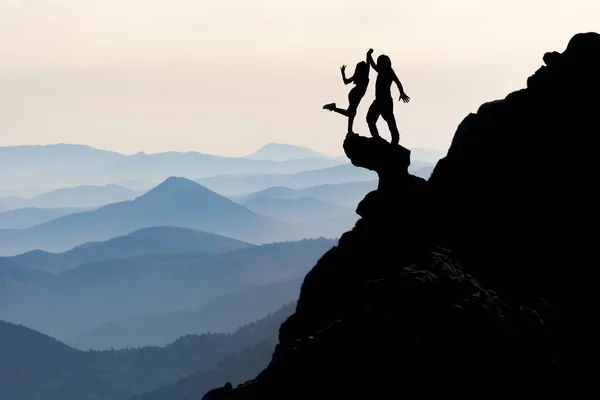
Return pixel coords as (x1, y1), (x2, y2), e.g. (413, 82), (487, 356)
(204, 32), (600, 398)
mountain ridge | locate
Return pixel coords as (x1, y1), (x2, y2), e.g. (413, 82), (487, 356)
(0, 144), (346, 192)
(0, 184), (141, 212)
(245, 143), (330, 161)
(244, 196), (353, 224)
(0, 207), (87, 229)
(0, 302), (295, 400)
(196, 163), (381, 196)
(1, 143), (440, 194)
(11, 226), (252, 272)
(233, 181), (379, 208)
(1, 238), (335, 342)
(73, 277), (303, 350)
(0, 177), (296, 256)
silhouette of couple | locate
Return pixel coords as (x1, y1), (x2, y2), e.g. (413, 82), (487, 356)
(323, 49), (410, 146)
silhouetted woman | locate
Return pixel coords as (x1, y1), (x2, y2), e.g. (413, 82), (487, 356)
(323, 60), (370, 135)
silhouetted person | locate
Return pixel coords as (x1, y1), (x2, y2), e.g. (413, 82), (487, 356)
(323, 58), (370, 135)
(202, 382), (233, 400)
(365, 48), (410, 145)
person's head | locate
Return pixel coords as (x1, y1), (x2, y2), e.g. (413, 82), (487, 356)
(377, 54), (392, 70)
(354, 61), (369, 79)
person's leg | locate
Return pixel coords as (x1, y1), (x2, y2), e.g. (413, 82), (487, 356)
(332, 107), (350, 117)
(345, 87), (363, 134)
(366, 100), (382, 139)
(386, 115), (400, 145)
(381, 99), (400, 145)
(346, 104), (358, 133)
(323, 103), (351, 116)
(347, 113), (356, 134)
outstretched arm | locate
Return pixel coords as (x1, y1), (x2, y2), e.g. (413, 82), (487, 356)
(393, 71), (410, 103)
(366, 49), (378, 72)
(341, 65), (353, 85)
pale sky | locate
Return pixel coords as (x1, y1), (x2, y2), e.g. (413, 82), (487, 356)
(0, 0), (598, 157)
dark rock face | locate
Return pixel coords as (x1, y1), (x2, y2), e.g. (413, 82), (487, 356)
(201, 382), (232, 400)
(204, 32), (600, 399)
(428, 32), (600, 377)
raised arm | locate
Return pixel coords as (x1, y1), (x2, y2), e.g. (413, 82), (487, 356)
(393, 70), (410, 103)
(341, 65), (353, 85)
(366, 49), (378, 72)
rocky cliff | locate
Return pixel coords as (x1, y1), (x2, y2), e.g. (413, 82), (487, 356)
(204, 32), (600, 398)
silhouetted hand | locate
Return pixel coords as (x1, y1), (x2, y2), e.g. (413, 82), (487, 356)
(400, 93), (411, 103)
(367, 48), (374, 55)
(341, 65), (346, 73)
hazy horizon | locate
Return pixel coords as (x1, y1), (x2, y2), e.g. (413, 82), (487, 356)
(0, 139), (447, 158)
(1, 0), (598, 157)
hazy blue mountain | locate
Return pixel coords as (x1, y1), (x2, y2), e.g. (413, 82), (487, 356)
(132, 341), (275, 400)
(0, 143), (436, 193)
(196, 163), (377, 196)
(0, 258), (52, 286)
(25, 184), (143, 209)
(228, 186), (298, 203)
(131, 304), (295, 400)
(312, 147), (445, 164)
(0, 196), (27, 212)
(293, 214), (360, 240)
(244, 196), (354, 224)
(292, 180), (378, 207)
(0, 187), (51, 198)
(245, 143), (329, 161)
(1, 238), (334, 342)
(408, 147), (447, 164)
(0, 184), (141, 212)
(0, 177), (295, 256)
(114, 179), (159, 192)
(0, 207), (86, 229)
(0, 144), (127, 191)
(95, 151), (345, 183)
(0, 303), (294, 400)
(413, 165), (435, 179)
(199, 161), (433, 196)
(235, 180), (379, 208)
(11, 227), (252, 273)
(0, 143), (346, 193)
(73, 277), (303, 350)
(0, 258), (53, 304)
(0, 143), (125, 166)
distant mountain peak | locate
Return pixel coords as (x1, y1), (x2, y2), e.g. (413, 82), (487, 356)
(138, 176), (204, 198)
(246, 143), (329, 161)
(152, 176), (202, 190)
(137, 176), (250, 210)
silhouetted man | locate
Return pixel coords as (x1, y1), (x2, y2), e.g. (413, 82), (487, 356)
(366, 48), (410, 145)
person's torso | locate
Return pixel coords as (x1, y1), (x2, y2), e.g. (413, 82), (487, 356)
(375, 73), (393, 98)
(354, 76), (369, 89)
